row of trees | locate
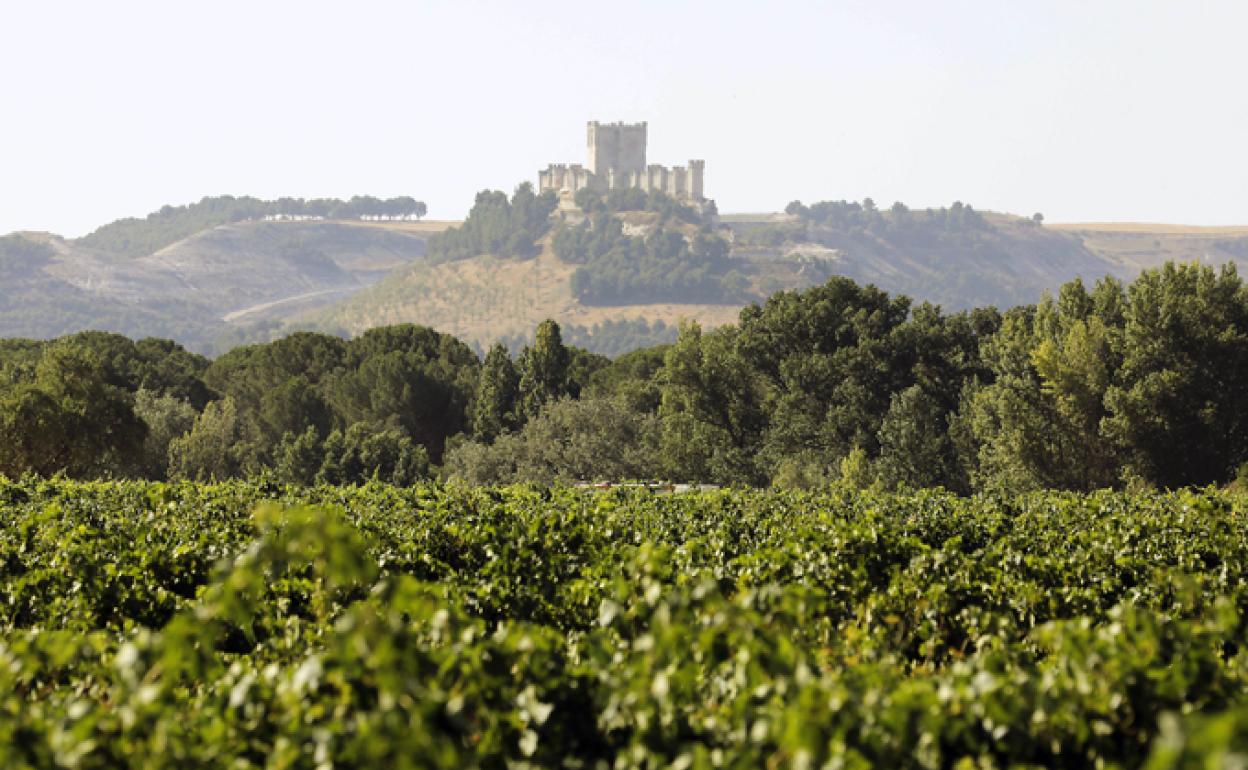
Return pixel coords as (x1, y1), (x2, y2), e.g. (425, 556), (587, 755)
(77, 195), (428, 258)
(784, 198), (990, 233)
(0, 324), (604, 484)
(449, 262), (1248, 492)
(4, 262), (1248, 492)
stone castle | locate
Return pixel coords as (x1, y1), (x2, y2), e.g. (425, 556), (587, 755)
(539, 122), (705, 202)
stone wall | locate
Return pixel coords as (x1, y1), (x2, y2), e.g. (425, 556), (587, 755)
(540, 122), (705, 203)
(588, 121), (647, 178)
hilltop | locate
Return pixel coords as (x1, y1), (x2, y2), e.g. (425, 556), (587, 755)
(0, 196), (443, 353)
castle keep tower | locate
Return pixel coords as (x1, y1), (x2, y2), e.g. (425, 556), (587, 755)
(539, 121), (705, 203)
(588, 121), (647, 180)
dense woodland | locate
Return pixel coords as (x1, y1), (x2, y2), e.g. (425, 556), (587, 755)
(425, 184), (557, 262)
(4, 261), (1248, 493)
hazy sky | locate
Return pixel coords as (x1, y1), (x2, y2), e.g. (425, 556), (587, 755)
(3, 0), (1246, 237)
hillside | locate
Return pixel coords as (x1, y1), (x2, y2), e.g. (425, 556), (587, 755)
(7, 193), (1248, 358)
(0, 219), (440, 353)
(1047, 221), (1248, 272)
(311, 235), (745, 350)
(309, 198), (1248, 353)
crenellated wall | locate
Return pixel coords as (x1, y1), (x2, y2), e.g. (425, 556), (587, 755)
(588, 121), (647, 179)
(540, 122), (706, 203)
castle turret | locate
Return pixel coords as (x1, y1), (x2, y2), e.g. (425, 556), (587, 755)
(539, 122), (705, 203)
(688, 160), (705, 201)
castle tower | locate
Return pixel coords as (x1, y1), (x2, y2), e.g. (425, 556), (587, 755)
(588, 121), (647, 183)
(688, 160), (705, 201)
(540, 122), (704, 204)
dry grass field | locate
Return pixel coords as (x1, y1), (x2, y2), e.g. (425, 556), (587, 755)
(330, 219), (461, 234)
(1049, 222), (1248, 235)
(311, 238), (742, 349)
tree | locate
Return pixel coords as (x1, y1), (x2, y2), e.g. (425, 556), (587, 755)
(517, 320), (571, 421)
(1103, 263), (1248, 487)
(168, 398), (253, 481)
(316, 424), (429, 486)
(321, 325), (478, 462)
(874, 385), (962, 490)
(472, 344), (519, 441)
(133, 389), (198, 479)
(738, 277), (911, 470)
(784, 200), (809, 218)
(444, 396), (661, 485)
(658, 322), (766, 484)
(274, 427), (324, 485)
(0, 343), (146, 478)
(964, 279), (1121, 493)
(0, 386), (68, 477)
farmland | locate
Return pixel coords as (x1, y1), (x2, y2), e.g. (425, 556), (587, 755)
(4, 478), (1248, 767)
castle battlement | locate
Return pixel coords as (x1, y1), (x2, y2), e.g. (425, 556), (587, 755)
(539, 122), (704, 203)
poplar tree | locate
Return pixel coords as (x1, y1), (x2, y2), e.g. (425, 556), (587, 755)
(472, 343), (519, 440)
(517, 320), (570, 422)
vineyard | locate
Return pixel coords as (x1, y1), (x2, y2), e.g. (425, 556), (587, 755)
(4, 479), (1248, 767)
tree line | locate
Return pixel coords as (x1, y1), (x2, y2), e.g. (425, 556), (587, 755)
(77, 195), (428, 258)
(425, 184), (557, 262)
(4, 261), (1248, 492)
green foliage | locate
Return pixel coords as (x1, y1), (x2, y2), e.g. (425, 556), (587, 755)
(587, 344), (671, 413)
(874, 384), (962, 490)
(314, 423), (430, 486)
(658, 321), (767, 484)
(206, 325), (478, 465)
(166, 397), (254, 481)
(517, 319), (572, 421)
(657, 280), (991, 487)
(787, 197), (989, 232)
(1103, 262), (1248, 487)
(0, 342), (146, 477)
(132, 389), (198, 480)
(557, 215), (742, 305)
(444, 395), (662, 484)
(574, 187), (704, 224)
(5, 481), (1248, 766)
(8, 263), (1248, 494)
(426, 184), (557, 262)
(471, 343), (520, 440)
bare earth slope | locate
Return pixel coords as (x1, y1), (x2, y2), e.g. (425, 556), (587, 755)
(6, 212), (1248, 357)
(312, 215), (1248, 353)
(1048, 222), (1248, 273)
(0, 220), (438, 351)
(311, 241), (744, 350)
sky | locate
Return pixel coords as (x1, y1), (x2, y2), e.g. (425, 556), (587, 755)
(2, 0), (1246, 237)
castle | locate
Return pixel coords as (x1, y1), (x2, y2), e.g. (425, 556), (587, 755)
(539, 122), (705, 203)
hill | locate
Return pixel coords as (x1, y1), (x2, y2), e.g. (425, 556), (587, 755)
(0, 217), (441, 353)
(308, 194), (1248, 353)
(6, 191), (1248, 358)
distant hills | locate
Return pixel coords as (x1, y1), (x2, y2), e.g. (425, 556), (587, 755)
(310, 196), (1248, 353)
(3, 192), (1247, 357)
(0, 205), (440, 353)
